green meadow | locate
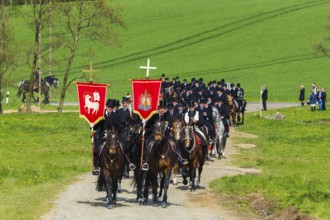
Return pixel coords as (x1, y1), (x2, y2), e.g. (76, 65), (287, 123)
(0, 113), (90, 220)
(210, 107), (330, 219)
(4, 0), (330, 110)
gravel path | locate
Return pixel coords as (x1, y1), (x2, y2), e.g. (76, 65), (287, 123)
(41, 102), (298, 220)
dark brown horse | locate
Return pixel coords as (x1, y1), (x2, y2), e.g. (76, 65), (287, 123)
(16, 75), (58, 104)
(143, 121), (177, 208)
(180, 123), (205, 191)
(127, 121), (146, 205)
(96, 129), (125, 209)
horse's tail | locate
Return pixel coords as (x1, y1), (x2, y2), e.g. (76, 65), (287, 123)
(96, 171), (106, 191)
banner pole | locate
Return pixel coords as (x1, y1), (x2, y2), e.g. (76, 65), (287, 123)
(140, 119), (146, 168)
(90, 123), (95, 173)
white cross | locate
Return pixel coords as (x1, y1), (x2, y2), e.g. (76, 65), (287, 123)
(139, 59), (157, 78)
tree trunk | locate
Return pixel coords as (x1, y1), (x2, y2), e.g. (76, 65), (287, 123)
(57, 33), (79, 112)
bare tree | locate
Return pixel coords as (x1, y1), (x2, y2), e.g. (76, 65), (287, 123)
(56, 0), (125, 112)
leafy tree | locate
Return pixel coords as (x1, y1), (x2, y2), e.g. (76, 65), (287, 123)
(56, 0), (125, 112)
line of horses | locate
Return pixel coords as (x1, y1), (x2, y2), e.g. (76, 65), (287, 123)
(16, 75), (59, 104)
(95, 105), (229, 209)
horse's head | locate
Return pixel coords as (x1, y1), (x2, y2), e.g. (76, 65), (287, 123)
(105, 129), (119, 155)
(182, 125), (194, 148)
(44, 75), (59, 88)
(127, 123), (142, 143)
(154, 120), (166, 141)
(172, 118), (184, 141)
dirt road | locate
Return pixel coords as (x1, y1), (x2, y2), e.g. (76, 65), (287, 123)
(41, 103), (298, 220)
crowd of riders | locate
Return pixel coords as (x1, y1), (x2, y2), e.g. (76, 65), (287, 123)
(92, 74), (247, 175)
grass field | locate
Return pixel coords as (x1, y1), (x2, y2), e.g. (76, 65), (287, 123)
(210, 107), (330, 219)
(0, 113), (90, 220)
(3, 0), (330, 111)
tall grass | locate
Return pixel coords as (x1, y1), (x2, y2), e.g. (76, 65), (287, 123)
(0, 113), (90, 220)
(209, 107), (330, 219)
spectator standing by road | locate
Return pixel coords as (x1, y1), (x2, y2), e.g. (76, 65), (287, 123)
(299, 85), (305, 106)
(309, 91), (317, 112)
(321, 88), (326, 110)
(262, 86), (268, 111)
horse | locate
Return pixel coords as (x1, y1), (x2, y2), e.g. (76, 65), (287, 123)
(96, 129), (125, 209)
(171, 117), (186, 185)
(143, 120), (177, 208)
(211, 106), (227, 159)
(227, 94), (246, 126)
(180, 122), (205, 191)
(126, 121), (146, 205)
(16, 75), (59, 104)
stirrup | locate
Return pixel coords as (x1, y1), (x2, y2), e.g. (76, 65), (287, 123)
(142, 163), (149, 171)
(92, 168), (100, 176)
(129, 163), (136, 171)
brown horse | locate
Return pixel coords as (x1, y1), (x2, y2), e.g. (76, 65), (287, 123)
(227, 94), (237, 126)
(227, 94), (246, 126)
(96, 129), (125, 209)
(180, 123), (205, 191)
(171, 118), (185, 185)
(143, 121), (177, 208)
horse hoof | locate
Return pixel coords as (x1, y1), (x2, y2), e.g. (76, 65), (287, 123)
(162, 202), (167, 208)
(183, 179), (188, 185)
(138, 198), (144, 205)
(153, 202), (158, 207)
(107, 204), (114, 209)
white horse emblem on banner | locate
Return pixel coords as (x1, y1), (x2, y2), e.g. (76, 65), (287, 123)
(84, 92), (100, 114)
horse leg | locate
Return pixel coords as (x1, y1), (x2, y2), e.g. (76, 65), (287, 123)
(182, 164), (188, 185)
(105, 175), (114, 209)
(151, 173), (159, 207)
(161, 168), (172, 208)
(143, 172), (151, 203)
(197, 159), (204, 187)
(112, 178), (118, 206)
(190, 164), (196, 192)
(172, 163), (178, 185)
(158, 172), (165, 201)
(117, 177), (122, 193)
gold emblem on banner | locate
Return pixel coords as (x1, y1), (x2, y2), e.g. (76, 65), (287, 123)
(138, 89), (152, 111)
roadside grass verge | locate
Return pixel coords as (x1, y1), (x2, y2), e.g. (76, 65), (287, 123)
(210, 106), (330, 219)
(0, 113), (90, 220)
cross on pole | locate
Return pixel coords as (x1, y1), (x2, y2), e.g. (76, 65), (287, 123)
(139, 58), (157, 79)
(83, 62), (97, 83)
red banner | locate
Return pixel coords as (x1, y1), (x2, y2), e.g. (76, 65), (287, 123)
(132, 80), (162, 120)
(76, 82), (107, 125)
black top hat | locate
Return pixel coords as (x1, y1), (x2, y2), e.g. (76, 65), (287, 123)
(183, 79), (187, 82)
(187, 99), (195, 107)
(178, 101), (185, 107)
(165, 77), (169, 81)
(199, 77), (203, 82)
(237, 83), (241, 87)
(158, 100), (166, 108)
(161, 73), (165, 77)
(106, 99), (116, 108)
(122, 97), (128, 103)
(167, 103), (174, 110)
(221, 78), (225, 83)
(176, 76), (179, 79)
(114, 99), (120, 107)
(200, 98), (207, 104)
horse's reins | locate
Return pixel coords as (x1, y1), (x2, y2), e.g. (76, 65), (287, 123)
(183, 126), (196, 159)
